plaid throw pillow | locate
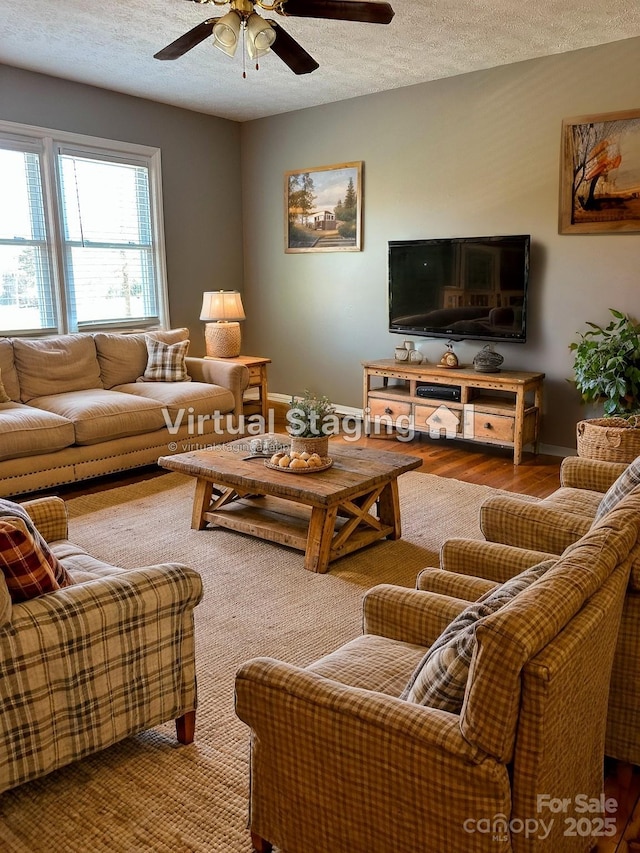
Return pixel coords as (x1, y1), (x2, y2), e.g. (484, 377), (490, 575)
(0, 517), (73, 603)
(140, 337), (191, 382)
(0, 497), (72, 591)
(403, 558), (556, 711)
(594, 456), (640, 522)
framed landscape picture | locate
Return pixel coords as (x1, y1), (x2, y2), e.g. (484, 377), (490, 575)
(285, 161), (362, 253)
(560, 108), (640, 233)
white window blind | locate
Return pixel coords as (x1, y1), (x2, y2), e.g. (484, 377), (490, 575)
(0, 123), (168, 335)
(0, 139), (57, 333)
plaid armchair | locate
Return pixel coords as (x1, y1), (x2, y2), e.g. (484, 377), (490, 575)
(0, 496), (203, 794)
(476, 456), (640, 765)
(235, 491), (640, 853)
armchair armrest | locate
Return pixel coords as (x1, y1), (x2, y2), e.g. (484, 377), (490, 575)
(362, 583), (468, 647)
(21, 496), (68, 542)
(185, 357), (250, 418)
(560, 456), (627, 491)
(235, 657), (481, 762)
(480, 495), (592, 553)
(440, 538), (554, 583)
(416, 566), (497, 599)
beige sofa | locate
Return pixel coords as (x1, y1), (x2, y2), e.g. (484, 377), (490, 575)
(0, 330), (249, 497)
(0, 495), (203, 794)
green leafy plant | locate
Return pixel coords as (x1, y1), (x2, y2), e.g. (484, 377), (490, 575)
(569, 309), (640, 416)
(287, 390), (336, 437)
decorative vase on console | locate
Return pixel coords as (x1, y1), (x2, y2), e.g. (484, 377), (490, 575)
(473, 344), (504, 373)
(439, 341), (459, 368)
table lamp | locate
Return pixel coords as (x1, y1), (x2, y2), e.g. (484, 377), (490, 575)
(199, 291), (246, 358)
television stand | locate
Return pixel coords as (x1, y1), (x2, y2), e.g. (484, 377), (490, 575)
(362, 359), (544, 465)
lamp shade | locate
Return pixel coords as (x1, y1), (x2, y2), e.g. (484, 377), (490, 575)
(246, 13), (276, 60)
(213, 10), (241, 57)
(200, 291), (245, 322)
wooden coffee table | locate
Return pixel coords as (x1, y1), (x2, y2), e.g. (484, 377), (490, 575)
(159, 436), (422, 573)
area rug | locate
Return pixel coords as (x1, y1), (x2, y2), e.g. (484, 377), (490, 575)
(0, 471), (512, 853)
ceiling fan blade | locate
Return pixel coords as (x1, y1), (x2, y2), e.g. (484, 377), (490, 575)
(268, 22), (319, 75)
(280, 0), (394, 25)
(154, 19), (218, 60)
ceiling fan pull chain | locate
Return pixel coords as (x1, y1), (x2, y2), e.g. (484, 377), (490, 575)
(242, 23), (247, 78)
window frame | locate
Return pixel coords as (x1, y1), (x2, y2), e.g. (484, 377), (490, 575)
(0, 119), (169, 336)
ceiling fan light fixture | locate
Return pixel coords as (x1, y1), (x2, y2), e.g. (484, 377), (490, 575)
(246, 13), (276, 60)
(213, 10), (242, 57)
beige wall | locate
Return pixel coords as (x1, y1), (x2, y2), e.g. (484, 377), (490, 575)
(240, 37), (640, 450)
(0, 64), (243, 356)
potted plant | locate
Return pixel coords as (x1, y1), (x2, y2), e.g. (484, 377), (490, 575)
(287, 390), (336, 458)
(570, 308), (640, 461)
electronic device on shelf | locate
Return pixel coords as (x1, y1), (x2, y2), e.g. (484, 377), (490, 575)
(388, 234), (530, 344)
(416, 383), (461, 402)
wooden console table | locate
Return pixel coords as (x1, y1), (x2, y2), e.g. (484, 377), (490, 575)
(362, 359), (544, 465)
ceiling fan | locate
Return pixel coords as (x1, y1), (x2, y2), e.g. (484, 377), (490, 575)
(154, 0), (395, 76)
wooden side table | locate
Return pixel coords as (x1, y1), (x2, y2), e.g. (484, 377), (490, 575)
(206, 355), (271, 422)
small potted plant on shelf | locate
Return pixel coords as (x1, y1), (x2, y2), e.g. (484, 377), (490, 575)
(287, 390), (336, 459)
(570, 308), (640, 462)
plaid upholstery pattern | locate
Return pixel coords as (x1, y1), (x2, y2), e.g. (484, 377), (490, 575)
(0, 517), (69, 602)
(1, 562), (202, 794)
(560, 455), (629, 491)
(480, 494), (593, 553)
(440, 539), (555, 583)
(595, 456), (640, 522)
(417, 565), (498, 599)
(21, 495), (69, 543)
(236, 493), (639, 853)
(403, 560), (555, 710)
(362, 583), (468, 647)
(0, 496), (203, 794)
(140, 337), (190, 382)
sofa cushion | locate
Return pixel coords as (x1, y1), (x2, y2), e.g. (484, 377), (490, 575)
(13, 335), (102, 402)
(0, 517), (74, 603)
(595, 457), (640, 522)
(115, 380), (235, 417)
(30, 389), (167, 445)
(51, 540), (128, 583)
(307, 634), (426, 696)
(0, 402), (75, 461)
(0, 338), (21, 401)
(0, 369), (9, 403)
(94, 328), (190, 388)
(140, 337), (190, 382)
(403, 559), (556, 711)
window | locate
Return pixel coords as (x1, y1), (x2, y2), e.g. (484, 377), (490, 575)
(0, 122), (168, 335)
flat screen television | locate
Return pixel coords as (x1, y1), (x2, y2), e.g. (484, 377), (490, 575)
(388, 234), (530, 343)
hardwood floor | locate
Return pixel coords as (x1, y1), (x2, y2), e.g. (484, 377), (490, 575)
(330, 431), (562, 497)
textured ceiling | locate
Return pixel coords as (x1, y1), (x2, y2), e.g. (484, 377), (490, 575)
(2, 0), (640, 122)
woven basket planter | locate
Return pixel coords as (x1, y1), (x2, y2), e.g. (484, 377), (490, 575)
(289, 435), (329, 458)
(576, 417), (640, 463)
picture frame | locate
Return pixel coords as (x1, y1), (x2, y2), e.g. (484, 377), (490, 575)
(285, 161), (362, 253)
(559, 108), (640, 234)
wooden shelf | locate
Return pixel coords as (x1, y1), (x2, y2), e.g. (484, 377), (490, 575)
(362, 359), (544, 465)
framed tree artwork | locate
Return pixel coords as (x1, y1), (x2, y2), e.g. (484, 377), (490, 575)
(285, 161), (362, 253)
(560, 108), (640, 233)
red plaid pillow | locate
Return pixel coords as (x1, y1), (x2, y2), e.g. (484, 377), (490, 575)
(0, 517), (73, 603)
